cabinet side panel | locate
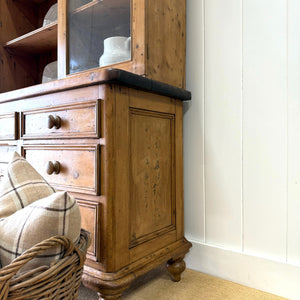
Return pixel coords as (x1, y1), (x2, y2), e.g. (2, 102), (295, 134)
(146, 0), (186, 88)
(114, 86), (131, 270)
(98, 85), (117, 271)
(175, 100), (184, 240)
(129, 109), (176, 248)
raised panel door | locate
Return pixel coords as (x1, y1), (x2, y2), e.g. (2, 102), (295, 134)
(129, 108), (176, 248)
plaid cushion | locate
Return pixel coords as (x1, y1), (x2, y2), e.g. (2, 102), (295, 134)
(0, 191), (81, 271)
(0, 152), (55, 219)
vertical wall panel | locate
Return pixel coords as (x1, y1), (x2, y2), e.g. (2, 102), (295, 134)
(185, 1), (300, 296)
(287, 0), (300, 264)
(204, 0), (242, 250)
(184, 0), (205, 241)
(243, 0), (287, 258)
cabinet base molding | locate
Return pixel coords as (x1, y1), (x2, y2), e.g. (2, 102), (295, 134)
(82, 238), (192, 299)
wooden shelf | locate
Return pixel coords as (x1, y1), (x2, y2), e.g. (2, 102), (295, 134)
(14, 0), (50, 6)
(27, 0), (48, 3)
(71, 0), (130, 16)
(72, 0), (99, 14)
(4, 22), (57, 54)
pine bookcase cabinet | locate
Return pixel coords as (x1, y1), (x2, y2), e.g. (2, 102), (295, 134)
(0, 0), (191, 299)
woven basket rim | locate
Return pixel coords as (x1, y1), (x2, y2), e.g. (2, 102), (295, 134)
(0, 228), (90, 300)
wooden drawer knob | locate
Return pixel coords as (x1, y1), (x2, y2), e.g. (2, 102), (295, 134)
(46, 161), (61, 175)
(48, 115), (61, 129)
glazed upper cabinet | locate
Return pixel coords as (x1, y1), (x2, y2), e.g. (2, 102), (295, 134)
(0, 0), (186, 93)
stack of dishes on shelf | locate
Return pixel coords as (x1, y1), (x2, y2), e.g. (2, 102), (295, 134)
(42, 3), (57, 26)
(42, 61), (57, 83)
(42, 3), (57, 83)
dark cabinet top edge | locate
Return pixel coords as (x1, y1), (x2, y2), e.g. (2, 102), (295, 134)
(0, 68), (191, 103)
(105, 69), (191, 101)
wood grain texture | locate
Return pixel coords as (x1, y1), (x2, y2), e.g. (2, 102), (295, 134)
(57, 0), (68, 77)
(5, 22), (57, 54)
(175, 100), (184, 240)
(0, 0), (191, 297)
(0, 145), (18, 183)
(0, 0), (187, 93)
(21, 100), (100, 139)
(83, 84), (191, 296)
(0, 113), (18, 140)
(130, 0), (146, 76)
(146, 0), (186, 88)
(114, 85), (131, 270)
(23, 144), (100, 195)
(129, 108), (175, 247)
(98, 85), (116, 272)
(0, 0), (58, 92)
(77, 199), (100, 261)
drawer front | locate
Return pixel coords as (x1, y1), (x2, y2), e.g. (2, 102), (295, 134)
(0, 145), (18, 182)
(77, 199), (100, 261)
(0, 164), (6, 182)
(0, 113), (18, 140)
(21, 100), (100, 139)
(23, 145), (100, 195)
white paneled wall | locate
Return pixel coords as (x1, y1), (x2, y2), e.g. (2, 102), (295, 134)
(288, 0), (300, 265)
(243, 0), (287, 259)
(204, 0), (242, 251)
(184, 0), (300, 298)
(184, 0), (205, 242)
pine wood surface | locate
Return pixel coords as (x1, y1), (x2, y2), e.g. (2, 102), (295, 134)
(0, 0), (190, 296)
(0, 0), (186, 93)
(4, 22), (57, 54)
(0, 75), (192, 298)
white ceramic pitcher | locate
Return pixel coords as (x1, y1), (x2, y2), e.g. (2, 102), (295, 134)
(99, 36), (131, 67)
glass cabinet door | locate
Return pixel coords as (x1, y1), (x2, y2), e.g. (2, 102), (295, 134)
(67, 0), (131, 75)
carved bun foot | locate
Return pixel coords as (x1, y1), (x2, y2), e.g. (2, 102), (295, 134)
(83, 271), (134, 300)
(97, 291), (122, 300)
(96, 283), (132, 300)
(166, 257), (186, 282)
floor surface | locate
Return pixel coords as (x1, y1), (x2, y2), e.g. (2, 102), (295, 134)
(78, 266), (287, 300)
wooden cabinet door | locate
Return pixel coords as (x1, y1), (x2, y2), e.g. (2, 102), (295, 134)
(112, 87), (183, 269)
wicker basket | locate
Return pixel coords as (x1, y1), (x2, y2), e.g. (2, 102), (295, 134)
(0, 229), (90, 300)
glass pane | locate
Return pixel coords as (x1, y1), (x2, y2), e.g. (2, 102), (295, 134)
(68, 0), (131, 74)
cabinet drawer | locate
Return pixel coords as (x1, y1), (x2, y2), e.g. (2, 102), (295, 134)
(0, 164), (6, 182)
(23, 145), (100, 195)
(0, 145), (18, 182)
(21, 100), (100, 139)
(0, 113), (18, 140)
(0, 162), (8, 182)
(77, 200), (100, 261)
